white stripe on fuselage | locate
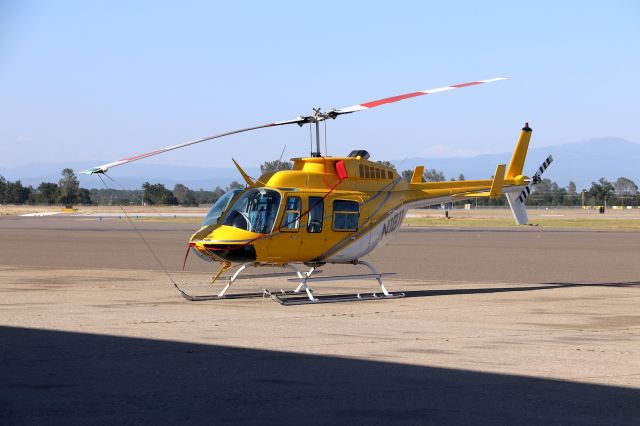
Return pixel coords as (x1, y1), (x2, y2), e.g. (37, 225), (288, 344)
(325, 186), (525, 263)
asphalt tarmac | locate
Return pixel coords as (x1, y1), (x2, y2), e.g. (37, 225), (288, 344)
(1, 216), (639, 424)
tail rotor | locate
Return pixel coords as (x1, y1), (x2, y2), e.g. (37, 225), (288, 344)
(506, 155), (554, 225)
(517, 155), (554, 203)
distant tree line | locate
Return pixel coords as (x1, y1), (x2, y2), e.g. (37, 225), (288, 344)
(0, 168), (92, 205)
(0, 168), (246, 207)
(388, 162), (639, 207)
(1, 162), (638, 207)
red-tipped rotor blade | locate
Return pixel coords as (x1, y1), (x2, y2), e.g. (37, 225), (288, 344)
(82, 117), (304, 174)
(82, 77), (508, 174)
(334, 77), (509, 115)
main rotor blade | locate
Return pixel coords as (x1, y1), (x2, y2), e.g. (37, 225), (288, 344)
(82, 117), (304, 174)
(333, 77), (508, 115)
(82, 77), (508, 174)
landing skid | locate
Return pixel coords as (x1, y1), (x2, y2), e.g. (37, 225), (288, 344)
(174, 285), (302, 302)
(173, 283), (268, 301)
(272, 291), (404, 305)
(174, 263), (316, 302)
(175, 260), (403, 305)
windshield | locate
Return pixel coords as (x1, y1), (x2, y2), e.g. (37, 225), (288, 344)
(221, 188), (281, 234)
(202, 189), (242, 226)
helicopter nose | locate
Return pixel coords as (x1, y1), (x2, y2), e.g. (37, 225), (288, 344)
(196, 241), (257, 263)
(189, 225), (260, 263)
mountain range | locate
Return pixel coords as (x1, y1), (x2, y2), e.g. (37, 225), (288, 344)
(398, 137), (640, 191)
(1, 137), (638, 191)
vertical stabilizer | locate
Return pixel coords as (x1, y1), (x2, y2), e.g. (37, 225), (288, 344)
(506, 123), (532, 179)
(506, 192), (528, 225)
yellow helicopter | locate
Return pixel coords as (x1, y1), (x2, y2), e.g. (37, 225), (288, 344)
(83, 78), (553, 305)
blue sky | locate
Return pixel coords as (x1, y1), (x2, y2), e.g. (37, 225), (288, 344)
(1, 1), (639, 170)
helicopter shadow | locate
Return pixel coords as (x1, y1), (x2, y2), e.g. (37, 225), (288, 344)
(400, 281), (640, 299)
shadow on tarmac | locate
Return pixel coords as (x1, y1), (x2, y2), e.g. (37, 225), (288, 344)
(401, 281), (640, 299)
(1, 326), (638, 425)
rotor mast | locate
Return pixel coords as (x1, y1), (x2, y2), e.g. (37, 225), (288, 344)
(304, 108), (338, 157)
(314, 117), (321, 157)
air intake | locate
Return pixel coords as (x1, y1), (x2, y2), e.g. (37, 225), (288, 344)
(348, 150), (370, 160)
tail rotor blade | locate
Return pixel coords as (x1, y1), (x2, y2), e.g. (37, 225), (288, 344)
(531, 155), (554, 184)
(516, 155), (554, 203)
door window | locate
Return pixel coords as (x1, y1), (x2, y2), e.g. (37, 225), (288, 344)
(333, 200), (359, 231)
(307, 196), (324, 233)
(281, 196), (301, 231)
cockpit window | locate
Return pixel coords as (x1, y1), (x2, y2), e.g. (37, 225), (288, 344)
(221, 188), (282, 234)
(202, 189), (242, 226)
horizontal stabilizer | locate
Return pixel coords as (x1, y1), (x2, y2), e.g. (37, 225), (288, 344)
(489, 164), (506, 198)
(452, 191), (491, 198)
(452, 164), (506, 199)
(411, 166), (425, 184)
